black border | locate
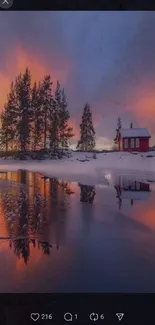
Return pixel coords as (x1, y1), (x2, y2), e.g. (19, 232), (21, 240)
(0, 3), (155, 325)
(0, 293), (154, 324)
(1, 0), (155, 11)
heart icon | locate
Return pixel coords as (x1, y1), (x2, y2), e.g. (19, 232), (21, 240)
(30, 313), (40, 322)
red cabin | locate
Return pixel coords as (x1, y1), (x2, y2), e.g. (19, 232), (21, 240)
(117, 128), (151, 152)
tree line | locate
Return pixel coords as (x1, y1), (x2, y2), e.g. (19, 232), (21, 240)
(0, 68), (74, 153)
(0, 67), (96, 155)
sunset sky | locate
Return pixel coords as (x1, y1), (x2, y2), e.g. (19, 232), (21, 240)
(0, 11), (155, 149)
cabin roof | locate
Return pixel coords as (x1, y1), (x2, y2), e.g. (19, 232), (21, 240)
(119, 128), (150, 138)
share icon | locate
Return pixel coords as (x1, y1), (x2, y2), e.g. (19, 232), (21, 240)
(116, 313), (124, 321)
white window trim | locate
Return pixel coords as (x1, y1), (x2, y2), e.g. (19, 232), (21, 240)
(136, 138), (140, 148)
(130, 138), (134, 148)
(124, 138), (128, 148)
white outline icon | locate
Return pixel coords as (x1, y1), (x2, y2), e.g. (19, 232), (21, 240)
(0, 0), (13, 8)
(64, 313), (73, 322)
(30, 313), (40, 322)
(90, 313), (99, 321)
(116, 313), (124, 321)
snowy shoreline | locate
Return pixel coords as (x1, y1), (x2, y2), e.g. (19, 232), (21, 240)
(0, 151), (155, 186)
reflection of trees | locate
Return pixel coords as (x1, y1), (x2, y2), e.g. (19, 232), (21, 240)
(13, 238), (30, 264)
(9, 185), (50, 263)
(20, 170), (27, 185)
(18, 188), (29, 235)
(49, 178), (75, 247)
(78, 184), (96, 204)
(12, 175), (30, 263)
(49, 178), (74, 205)
(59, 180), (75, 210)
(9, 239), (53, 263)
(114, 185), (122, 210)
(60, 181), (75, 196)
(1, 171), (75, 264)
(78, 184), (96, 232)
(1, 172), (49, 263)
(38, 240), (52, 256)
(131, 199), (134, 206)
(31, 192), (47, 235)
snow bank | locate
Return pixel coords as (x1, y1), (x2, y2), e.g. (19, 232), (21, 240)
(0, 151), (155, 186)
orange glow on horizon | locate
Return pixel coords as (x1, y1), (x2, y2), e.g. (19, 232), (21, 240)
(122, 84), (155, 132)
(132, 93), (155, 129)
(0, 45), (69, 110)
(0, 45), (80, 138)
(1, 46), (155, 144)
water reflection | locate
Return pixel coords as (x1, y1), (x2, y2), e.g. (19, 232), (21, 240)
(0, 171), (75, 264)
(114, 175), (150, 209)
(78, 184), (96, 204)
(0, 171), (155, 293)
(10, 238), (53, 264)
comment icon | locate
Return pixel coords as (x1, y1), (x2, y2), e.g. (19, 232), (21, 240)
(64, 313), (73, 322)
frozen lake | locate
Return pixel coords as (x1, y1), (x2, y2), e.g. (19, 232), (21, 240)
(0, 170), (155, 293)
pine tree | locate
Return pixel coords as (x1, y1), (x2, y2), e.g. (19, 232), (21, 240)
(1, 69), (74, 158)
(41, 75), (53, 150)
(0, 124), (3, 151)
(59, 88), (74, 151)
(77, 103), (95, 151)
(48, 98), (59, 152)
(48, 81), (61, 152)
(117, 117), (122, 130)
(0, 110), (9, 152)
(114, 116), (122, 150)
(0, 82), (18, 151)
(55, 80), (61, 110)
(31, 82), (43, 150)
(15, 68), (31, 154)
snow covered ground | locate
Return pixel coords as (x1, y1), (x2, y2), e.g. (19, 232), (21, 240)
(0, 151), (155, 186)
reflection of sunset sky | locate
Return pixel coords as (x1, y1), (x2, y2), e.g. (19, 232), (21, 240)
(0, 172), (75, 291)
(0, 241), (71, 292)
(1, 12), (155, 148)
(0, 172), (155, 291)
(131, 191), (155, 231)
(0, 198), (8, 237)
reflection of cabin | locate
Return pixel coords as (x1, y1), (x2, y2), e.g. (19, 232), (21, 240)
(115, 176), (150, 207)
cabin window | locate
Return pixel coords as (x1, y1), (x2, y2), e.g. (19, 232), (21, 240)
(124, 139), (128, 148)
(136, 138), (140, 148)
(130, 138), (134, 148)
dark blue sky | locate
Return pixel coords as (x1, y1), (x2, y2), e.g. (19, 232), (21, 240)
(0, 12), (155, 148)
